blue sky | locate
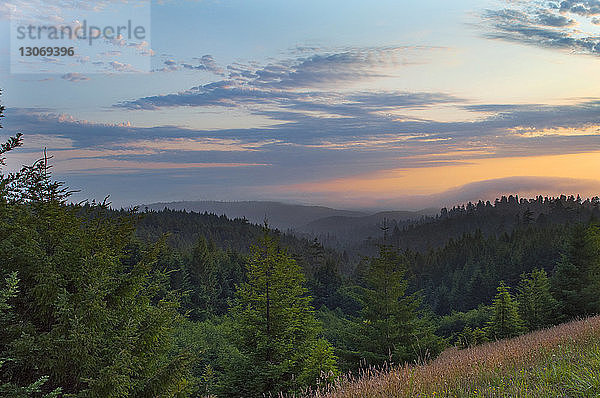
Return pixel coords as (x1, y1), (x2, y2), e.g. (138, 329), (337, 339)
(1, 0), (600, 209)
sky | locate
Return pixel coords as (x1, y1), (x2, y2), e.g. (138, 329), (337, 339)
(1, 0), (600, 210)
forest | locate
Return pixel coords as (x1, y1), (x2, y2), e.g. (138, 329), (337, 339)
(2, 91), (600, 397)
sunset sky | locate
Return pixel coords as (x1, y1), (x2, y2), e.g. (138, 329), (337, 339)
(1, 0), (600, 210)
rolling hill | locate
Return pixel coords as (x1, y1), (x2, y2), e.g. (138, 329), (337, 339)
(142, 200), (368, 230)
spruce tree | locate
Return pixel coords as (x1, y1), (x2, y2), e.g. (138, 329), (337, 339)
(516, 269), (558, 330)
(582, 223), (600, 314)
(187, 236), (218, 320)
(358, 244), (440, 365)
(222, 230), (337, 397)
(552, 224), (600, 318)
(487, 282), (525, 340)
(0, 273), (62, 397)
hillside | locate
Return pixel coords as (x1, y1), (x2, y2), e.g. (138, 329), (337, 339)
(306, 316), (600, 398)
(143, 197), (600, 258)
(142, 200), (367, 230)
(386, 195), (600, 252)
(297, 209), (436, 246)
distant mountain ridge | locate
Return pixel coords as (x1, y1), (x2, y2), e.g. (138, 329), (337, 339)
(143, 200), (369, 230)
(142, 201), (439, 249)
(297, 209), (437, 242)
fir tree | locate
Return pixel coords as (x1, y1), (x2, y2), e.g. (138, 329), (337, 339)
(358, 244), (440, 365)
(552, 224), (600, 318)
(187, 236), (218, 320)
(222, 230), (337, 397)
(516, 269), (558, 330)
(486, 282), (525, 340)
(582, 223), (600, 314)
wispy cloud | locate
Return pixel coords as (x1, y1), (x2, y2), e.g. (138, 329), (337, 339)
(481, 1), (600, 56)
(62, 73), (90, 82)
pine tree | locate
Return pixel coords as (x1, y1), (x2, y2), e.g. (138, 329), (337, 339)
(552, 224), (600, 318)
(582, 223), (600, 314)
(516, 269), (558, 330)
(222, 230), (337, 397)
(358, 245), (439, 365)
(0, 272), (63, 397)
(551, 254), (583, 319)
(309, 257), (342, 310)
(187, 236), (218, 320)
(486, 282), (525, 340)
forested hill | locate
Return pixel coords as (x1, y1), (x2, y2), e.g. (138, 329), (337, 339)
(115, 207), (353, 276)
(386, 194), (600, 253)
(130, 208), (329, 254)
(129, 194), (600, 266)
(141, 195), (600, 257)
(132, 208), (263, 252)
(143, 200), (367, 230)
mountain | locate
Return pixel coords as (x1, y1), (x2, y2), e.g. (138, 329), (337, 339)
(142, 201), (368, 230)
(297, 209), (437, 247)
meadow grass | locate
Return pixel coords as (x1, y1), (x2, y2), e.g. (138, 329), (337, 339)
(302, 316), (600, 398)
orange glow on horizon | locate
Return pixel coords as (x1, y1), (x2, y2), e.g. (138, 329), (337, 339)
(278, 151), (600, 198)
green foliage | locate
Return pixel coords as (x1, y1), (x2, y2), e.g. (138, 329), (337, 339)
(552, 254), (583, 319)
(582, 224), (600, 314)
(187, 236), (219, 320)
(409, 225), (569, 316)
(308, 256), (343, 310)
(173, 318), (239, 397)
(455, 326), (489, 348)
(437, 305), (492, 341)
(487, 282), (526, 340)
(516, 269), (558, 330)
(297, 339), (340, 387)
(315, 307), (363, 372)
(0, 134), (192, 397)
(358, 245), (442, 365)
(552, 223), (600, 319)
(0, 272), (61, 397)
(222, 231), (337, 397)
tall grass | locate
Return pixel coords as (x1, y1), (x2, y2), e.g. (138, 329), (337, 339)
(301, 316), (600, 398)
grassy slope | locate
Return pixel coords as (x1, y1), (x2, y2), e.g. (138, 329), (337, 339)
(306, 316), (600, 398)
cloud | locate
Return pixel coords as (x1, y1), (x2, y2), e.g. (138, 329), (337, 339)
(557, 0), (600, 16)
(124, 137), (281, 152)
(232, 47), (437, 89)
(5, 95), (600, 208)
(116, 83), (460, 114)
(1, 0), (148, 21)
(154, 55), (225, 74)
(108, 61), (138, 72)
(61, 73), (90, 82)
(481, 2), (600, 56)
(183, 55), (224, 74)
(47, 159), (270, 174)
(357, 176), (600, 210)
(117, 47), (458, 114)
(536, 9), (577, 27)
(428, 176), (600, 206)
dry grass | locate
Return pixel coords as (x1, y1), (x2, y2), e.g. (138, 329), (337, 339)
(301, 316), (600, 398)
